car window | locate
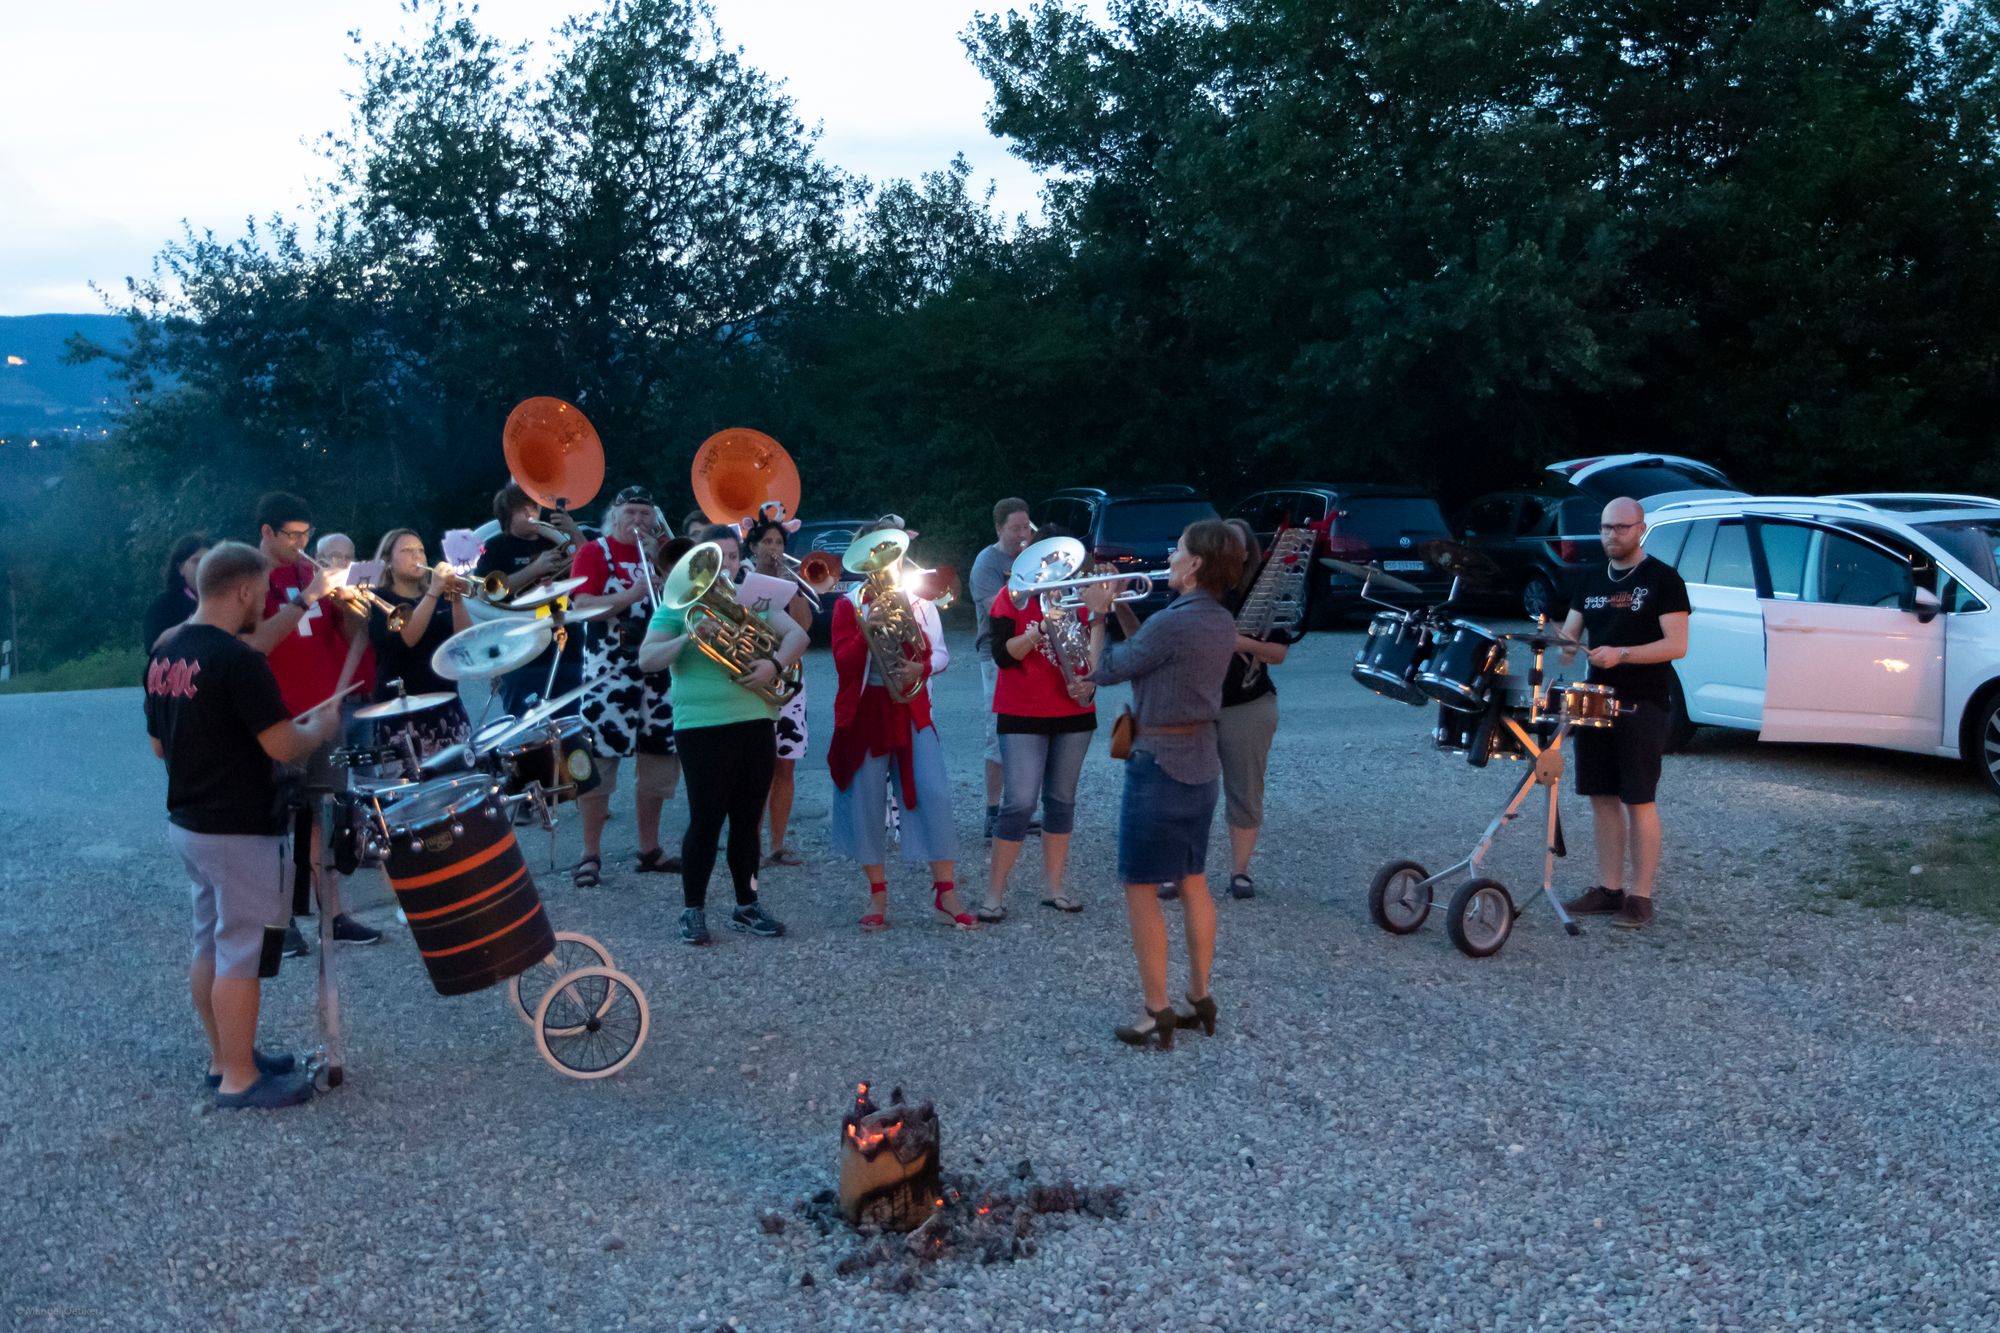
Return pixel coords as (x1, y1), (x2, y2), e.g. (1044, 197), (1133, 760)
(1756, 522), (1811, 599)
(1810, 531), (1907, 608)
(1914, 519), (2000, 589)
(1702, 521), (1756, 589)
(1576, 459), (1736, 499)
(1553, 497), (1600, 538)
(1460, 498), (1514, 538)
(1673, 519), (1717, 577)
(1643, 520), (1689, 567)
(1098, 499), (1217, 545)
(1286, 493), (1329, 525)
(1336, 498), (1451, 545)
(1232, 493), (1274, 532)
(1516, 496), (1551, 530)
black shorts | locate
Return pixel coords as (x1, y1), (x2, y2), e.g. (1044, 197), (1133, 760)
(1572, 700), (1668, 805)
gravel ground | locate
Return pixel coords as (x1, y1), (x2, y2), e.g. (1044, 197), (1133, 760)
(4, 629), (1999, 1331)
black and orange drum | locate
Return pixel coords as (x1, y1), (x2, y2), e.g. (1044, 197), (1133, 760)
(379, 775), (556, 997)
(496, 719), (600, 804)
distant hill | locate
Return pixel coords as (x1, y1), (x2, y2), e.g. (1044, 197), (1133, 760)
(0, 314), (136, 441)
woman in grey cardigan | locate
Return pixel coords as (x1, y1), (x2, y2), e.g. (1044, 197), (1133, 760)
(1081, 519), (1244, 1050)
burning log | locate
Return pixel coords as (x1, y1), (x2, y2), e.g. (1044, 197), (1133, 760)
(837, 1084), (941, 1232)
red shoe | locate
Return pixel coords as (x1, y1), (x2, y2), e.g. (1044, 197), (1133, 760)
(860, 887), (889, 933)
(933, 884), (978, 931)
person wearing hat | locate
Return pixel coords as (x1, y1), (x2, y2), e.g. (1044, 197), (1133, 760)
(569, 485), (681, 888)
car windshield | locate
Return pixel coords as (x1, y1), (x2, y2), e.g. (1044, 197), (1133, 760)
(1576, 460), (1735, 499)
(1914, 519), (2000, 588)
(789, 523), (866, 558)
(1338, 498), (1451, 544)
(1099, 499), (1218, 545)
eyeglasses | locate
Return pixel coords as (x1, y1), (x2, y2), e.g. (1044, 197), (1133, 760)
(277, 525), (314, 541)
(1599, 522), (1643, 535)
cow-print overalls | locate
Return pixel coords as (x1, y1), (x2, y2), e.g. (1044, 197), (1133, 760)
(578, 536), (675, 760)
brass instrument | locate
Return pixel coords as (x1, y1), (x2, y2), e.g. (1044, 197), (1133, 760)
(663, 542), (802, 706)
(439, 568), (514, 604)
(1006, 537), (1097, 703)
(1009, 538), (1166, 609)
(692, 427), (801, 530)
(503, 397), (604, 515)
(298, 550), (405, 631)
(1236, 524), (1315, 686)
(843, 527), (929, 705)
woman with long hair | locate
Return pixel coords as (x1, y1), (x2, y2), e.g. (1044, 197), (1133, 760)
(143, 533), (210, 652)
(638, 525), (808, 945)
(743, 516), (816, 867)
(1215, 518), (1297, 900)
(1078, 519), (1243, 1049)
(366, 527), (471, 774)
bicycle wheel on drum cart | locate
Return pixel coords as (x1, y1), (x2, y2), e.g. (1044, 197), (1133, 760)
(534, 967), (649, 1079)
(509, 931), (615, 1030)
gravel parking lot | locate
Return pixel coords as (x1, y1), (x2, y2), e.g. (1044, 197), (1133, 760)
(4, 628), (1998, 1331)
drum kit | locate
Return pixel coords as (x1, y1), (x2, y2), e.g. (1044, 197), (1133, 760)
(1341, 560), (1628, 958)
(309, 398), (649, 1083)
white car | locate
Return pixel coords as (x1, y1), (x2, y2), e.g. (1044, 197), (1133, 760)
(1641, 493), (2000, 794)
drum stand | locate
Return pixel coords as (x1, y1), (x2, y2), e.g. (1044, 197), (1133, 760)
(1368, 633), (1586, 959)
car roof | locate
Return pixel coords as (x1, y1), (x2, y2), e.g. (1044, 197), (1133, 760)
(1049, 486), (1204, 502)
(1646, 494), (2000, 526)
(1247, 482), (1438, 497)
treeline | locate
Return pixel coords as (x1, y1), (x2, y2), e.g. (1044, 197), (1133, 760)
(6, 0), (2000, 673)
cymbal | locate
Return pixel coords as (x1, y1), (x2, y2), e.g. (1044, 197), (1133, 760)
(353, 691), (457, 721)
(1319, 557), (1422, 596)
(477, 684), (590, 750)
(431, 618), (553, 681)
(555, 600), (614, 622)
(507, 576), (589, 611)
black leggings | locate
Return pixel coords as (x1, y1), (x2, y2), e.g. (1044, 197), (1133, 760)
(675, 718), (777, 910)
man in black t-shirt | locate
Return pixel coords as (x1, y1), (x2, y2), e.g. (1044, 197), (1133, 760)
(146, 543), (343, 1109)
(476, 482), (585, 715)
(1558, 497), (1691, 930)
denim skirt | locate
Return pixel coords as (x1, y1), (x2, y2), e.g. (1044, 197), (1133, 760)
(1116, 750), (1220, 884)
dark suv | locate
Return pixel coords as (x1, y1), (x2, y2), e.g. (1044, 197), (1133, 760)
(1229, 484), (1455, 625)
(1030, 487), (1220, 617)
(787, 517), (875, 643)
(1456, 454), (1742, 619)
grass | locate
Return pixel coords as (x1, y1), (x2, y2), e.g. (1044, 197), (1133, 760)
(0, 646), (146, 695)
(1832, 817), (2000, 923)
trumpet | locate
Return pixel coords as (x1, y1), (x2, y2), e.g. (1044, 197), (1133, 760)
(298, 550), (406, 631)
(438, 567), (514, 604)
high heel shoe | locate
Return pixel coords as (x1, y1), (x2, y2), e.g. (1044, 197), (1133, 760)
(1173, 993), (1218, 1036)
(1114, 1006), (1178, 1051)
(933, 884), (978, 931)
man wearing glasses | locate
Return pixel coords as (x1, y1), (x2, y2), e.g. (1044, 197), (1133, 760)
(249, 492), (382, 949)
(1558, 497), (1691, 930)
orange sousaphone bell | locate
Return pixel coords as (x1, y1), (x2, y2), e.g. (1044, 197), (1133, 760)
(691, 427), (841, 594)
(503, 397), (605, 516)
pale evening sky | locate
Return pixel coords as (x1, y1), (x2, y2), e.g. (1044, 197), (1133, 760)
(0, 1), (1087, 316)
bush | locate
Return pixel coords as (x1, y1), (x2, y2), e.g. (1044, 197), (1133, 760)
(0, 646), (147, 695)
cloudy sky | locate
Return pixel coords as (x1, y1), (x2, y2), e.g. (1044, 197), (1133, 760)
(0, 0), (1080, 315)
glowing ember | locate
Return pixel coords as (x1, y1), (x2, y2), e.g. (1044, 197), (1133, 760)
(837, 1083), (941, 1232)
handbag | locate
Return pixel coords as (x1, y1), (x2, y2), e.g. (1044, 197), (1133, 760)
(1109, 707), (1137, 761)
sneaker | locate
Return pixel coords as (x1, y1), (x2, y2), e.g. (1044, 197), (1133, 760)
(204, 1047), (297, 1090)
(282, 923), (311, 958)
(1157, 882), (1180, 901)
(332, 914), (382, 945)
(729, 903), (786, 937)
(1229, 874), (1256, 900)
(1562, 885), (1625, 916)
(678, 908), (712, 946)
(214, 1071), (315, 1110)
(1611, 895), (1655, 930)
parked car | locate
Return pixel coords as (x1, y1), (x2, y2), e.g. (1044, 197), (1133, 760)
(787, 517), (875, 643)
(1639, 492), (2000, 794)
(1229, 484), (1455, 625)
(1457, 454), (1743, 619)
(1030, 487), (1220, 618)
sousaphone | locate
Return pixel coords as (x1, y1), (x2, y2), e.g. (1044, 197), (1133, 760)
(692, 428), (800, 528)
(503, 397), (605, 515)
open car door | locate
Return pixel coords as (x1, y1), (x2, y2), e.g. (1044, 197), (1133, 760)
(1754, 518), (1946, 751)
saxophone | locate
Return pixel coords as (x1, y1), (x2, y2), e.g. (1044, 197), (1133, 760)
(662, 542), (803, 706)
(1236, 526), (1315, 686)
(844, 527), (930, 704)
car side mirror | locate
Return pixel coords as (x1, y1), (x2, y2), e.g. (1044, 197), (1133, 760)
(1911, 585), (1941, 623)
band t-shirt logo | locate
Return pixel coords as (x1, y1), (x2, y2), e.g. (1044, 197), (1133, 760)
(145, 624), (292, 835)
(1570, 555), (1691, 705)
(263, 557), (365, 715)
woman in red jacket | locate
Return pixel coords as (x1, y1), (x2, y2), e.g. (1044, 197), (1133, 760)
(826, 542), (973, 931)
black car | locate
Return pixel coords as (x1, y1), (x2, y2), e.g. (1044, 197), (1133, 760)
(787, 517), (875, 643)
(1229, 484), (1456, 626)
(1456, 454), (1742, 619)
(1030, 487), (1220, 617)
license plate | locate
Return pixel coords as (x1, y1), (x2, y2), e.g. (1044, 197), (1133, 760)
(1382, 560), (1426, 571)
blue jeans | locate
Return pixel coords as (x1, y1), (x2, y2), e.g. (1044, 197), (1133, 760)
(995, 729), (1091, 841)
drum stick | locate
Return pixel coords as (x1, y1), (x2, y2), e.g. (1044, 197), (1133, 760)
(294, 681), (364, 725)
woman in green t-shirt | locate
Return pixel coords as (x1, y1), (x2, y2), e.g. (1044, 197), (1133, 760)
(638, 527), (810, 946)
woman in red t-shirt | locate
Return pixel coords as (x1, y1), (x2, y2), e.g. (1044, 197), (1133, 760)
(978, 586), (1097, 919)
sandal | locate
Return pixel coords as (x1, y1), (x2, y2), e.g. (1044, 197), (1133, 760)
(933, 884), (978, 931)
(768, 846), (803, 868)
(975, 901), (1007, 923)
(1040, 895), (1083, 913)
(860, 887), (890, 933)
(636, 848), (682, 874)
(572, 855), (602, 889)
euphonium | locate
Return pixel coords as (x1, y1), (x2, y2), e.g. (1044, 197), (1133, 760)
(1007, 537), (1097, 703)
(662, 542), (802, 706)
(842, 527), (929, 705)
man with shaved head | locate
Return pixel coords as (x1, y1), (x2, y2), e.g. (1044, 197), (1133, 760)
(1558, 497), (1690, 929)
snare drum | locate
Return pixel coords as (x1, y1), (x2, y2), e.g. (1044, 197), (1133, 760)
(1432, 704), (1529, 765)
(1416, 620), (1502, 713)
(496, 718), (601, 804)
(379, 775), (556, 997)
(1559, 682), (1619, 729)
(1351, 612), (1435, 706)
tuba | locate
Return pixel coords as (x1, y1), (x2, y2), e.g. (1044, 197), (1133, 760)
(843, 527), (930, 705)
(692, 427), (800, 529)
(662, 542), (802, 706)
(503, 397), (604, 515)
(1007, 537), (1097, 704)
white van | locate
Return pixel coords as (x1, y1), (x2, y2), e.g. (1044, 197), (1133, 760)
(1641, 494), (2000, 794)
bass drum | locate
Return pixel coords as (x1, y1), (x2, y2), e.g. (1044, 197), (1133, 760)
(379, 775), (556, 997)
(1350, 611), (1434, 706)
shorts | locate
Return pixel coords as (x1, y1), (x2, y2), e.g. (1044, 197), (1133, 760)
(979, 659), (1000, 765)
(1117, 750), (1219, 885)
(1572, 700), (1668, 805)
(170, 826), (289, 979)
(1217, 692), (1278, 829)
